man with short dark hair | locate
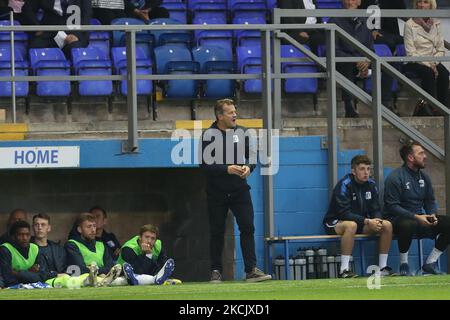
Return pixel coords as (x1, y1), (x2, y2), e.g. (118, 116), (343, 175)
(323, 155), (395, 278)
(65, 213), (122, 286)
(117, 224), (175, 285)
(0, 221), (56, 287)
(90, 206), (121, 261)
(0, 208), (28, 245)
(32, 213), (67, 274)
(200, 98), (271, 283)
(384, 141), (450, 275)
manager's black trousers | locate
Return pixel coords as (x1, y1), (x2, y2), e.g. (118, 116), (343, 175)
(207, 188), (256, 274)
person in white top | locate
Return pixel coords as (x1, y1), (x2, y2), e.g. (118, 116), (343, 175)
(404, 0), (448, 109)
(277, 0), (324, 53)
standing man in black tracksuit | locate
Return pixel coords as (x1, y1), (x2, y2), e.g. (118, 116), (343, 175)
(323, 155), (395, 278)
(200, 98), (271, 283)
(384, 141), (450, 276)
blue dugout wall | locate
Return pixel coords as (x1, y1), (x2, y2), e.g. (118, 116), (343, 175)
(0, 136), (446, 280)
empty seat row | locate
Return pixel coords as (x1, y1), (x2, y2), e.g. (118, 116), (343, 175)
(0, 46), (152, 98)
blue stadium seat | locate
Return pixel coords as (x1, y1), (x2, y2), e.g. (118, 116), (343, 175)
(315, 0), (343, 8)
(111, 46), (153, 96)
(317, 44), (326, 57)
(154, 44), (199, 98)
(228, 0), (267, 21)
(0, 48), (29, 97)
(0, 20), (28, 58)
(192, 5), (227, 39)
(188, 0), (227, 11)
(111, 18), (154, 57)
(29, 48), (71, 97)
(233, 16), (265, 48)
(266, 0), (277, 10)
(364, 44), (398, 93)
(315, 0), (343, 22)
(71, 47), (113, 96)
(161, 2), (188, 23)
(196, 30), (233, 59)
(192, 45), (235, 98)
(148, 18), (192, 47)
(281, 44), (318, 94)
(236, 45), (262, 93)
(88, 18), (111, 55)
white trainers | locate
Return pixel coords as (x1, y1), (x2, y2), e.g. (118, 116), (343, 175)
(155, 259), (175, 285)
(83, 263), (99, 287)
(99, 264), (122, 287)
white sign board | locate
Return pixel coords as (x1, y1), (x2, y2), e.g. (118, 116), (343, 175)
(0, 146), (80, 169)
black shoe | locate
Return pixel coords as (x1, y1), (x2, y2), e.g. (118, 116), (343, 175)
(380, 266), (398, 277)
(399, 263), (411, 276)
(422, 262), (444, 275)
(339, 269), (359, 278)
(345, 110), (359, 118)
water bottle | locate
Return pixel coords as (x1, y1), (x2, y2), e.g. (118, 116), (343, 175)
(317, 248), (328, 278)
(298, 257), (307, 280)
(274, 256), (285, 280)
(288, 255), (294, 280)
(305, 249), (315, 279)
(327, 256), (336, 278)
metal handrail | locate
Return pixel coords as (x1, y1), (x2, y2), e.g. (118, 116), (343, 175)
(271, 9), (450, 254)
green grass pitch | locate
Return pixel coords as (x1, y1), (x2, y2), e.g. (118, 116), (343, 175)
(1, 275), (450, 300)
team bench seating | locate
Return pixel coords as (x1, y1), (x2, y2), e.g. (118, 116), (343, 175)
(265, 234), (425, 279)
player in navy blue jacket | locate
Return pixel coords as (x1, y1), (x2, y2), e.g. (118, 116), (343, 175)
(324, 155), (395, 278)
(384, 141), (450, 276)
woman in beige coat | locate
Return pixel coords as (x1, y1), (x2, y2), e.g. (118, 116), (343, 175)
(404, 0), (448, 109)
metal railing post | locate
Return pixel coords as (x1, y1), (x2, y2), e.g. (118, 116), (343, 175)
(261, 30), (275, 271)
(273, 11), (282, 130)
(445, 115), (450, 217)
(326, 28), (338, 196)
(371, 60), (384, 198)
(9, 11), (16, 123)
(122, 31), (139, 153)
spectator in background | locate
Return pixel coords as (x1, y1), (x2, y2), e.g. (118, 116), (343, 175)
(0, 0), (9, 18)
(91, 0), (127, 25)
(68, 206), (121, 261)
(126, 0), (168, 23)
(323, 155), (396, 278)
(90, 206), (121, 261)
(384, 141), (450, 276)
(0, 208), (28, 245)
(277, 0), (324, 54)
(0, 0), (26, 24)
(32, 213), (67, 275)
(360, 0), (406, 53)
(403, 0), (448, 111)
(117, 224), (175, 286)
(330, 0), (395, 118)
(22, 0), (92, 57)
